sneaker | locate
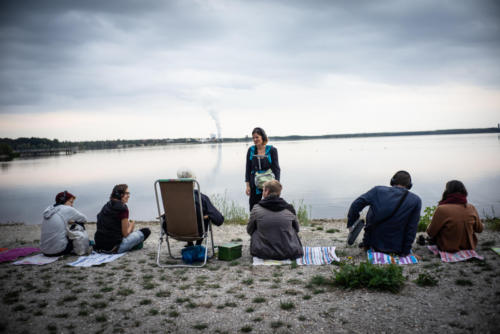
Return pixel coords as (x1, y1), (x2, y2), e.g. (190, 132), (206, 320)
(140, 228), (151, 241)
(347, 219), (365, 245)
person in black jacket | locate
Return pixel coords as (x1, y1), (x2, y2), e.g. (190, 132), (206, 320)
(173, 168), (224, 246)
(245, 127), (281, 211)
(94, 184), (151, 253)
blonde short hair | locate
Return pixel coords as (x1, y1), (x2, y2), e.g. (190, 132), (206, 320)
(177, 168), (196, 179)
(263, 180), (282, 196)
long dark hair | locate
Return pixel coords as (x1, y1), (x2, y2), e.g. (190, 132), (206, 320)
(440, 180), (467, 202)
(110, 184), (128, 200)
(252, 127), (268, 145)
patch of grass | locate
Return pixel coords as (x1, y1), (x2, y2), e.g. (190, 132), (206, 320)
(483, 207), (500, 231)
(186, 301), (198, 309)
(12, 304), (26, 311)
(210, 191), (249, 224)
(140, 299), (152, 305)
(252, 317), (263, 322)
(334, 262), (405, 293)
(3, 290), (20, 305)
(168, 310), (179, 318)
(245, 307), (254, 313)
(280, 301), (295, 310)
(143, 282), (156, 290)
(91, 301), (108, 309)
(47, 323), (57, 332)
(241, 325), (253, 332)
(290, 261), (298, 269)
(252, 297), (266, 303)
(310, 275), (333, 286)
(193, 323), (208, 330)
(292, 200), (311, 224)
(96, 315), (107, 322)
(418, 206), (436, 232)
(241, 278), (254, 285)
(287, 278), (302, 285)
(481, 240), (495, 247)
(155, 290), (170, 297)
(54, 313), (69, 318)
(326, 229), (340, 233)
(302, 294), (312, 300)
(92, 293), (103, 299)
(455, 279), (473, 286)
(284, 289), (300, 296)
(149, 309), (159, 316)
(270, 321), (284, 329)
(224, 301), (237, 308)
(316, 226), (324, 231)
(78, 310), (89, 316)
(415, 273), (439, 287)
(422, 262), (441, 269)
(298, 315), (306, 321)
(117, 288), (134, 296)
(100, 287), (114, 293)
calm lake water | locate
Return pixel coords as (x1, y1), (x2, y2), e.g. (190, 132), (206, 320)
(1, 134), (499, 224)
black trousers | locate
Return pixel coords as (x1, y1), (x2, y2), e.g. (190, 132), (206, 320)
(249, 188), (263, 211)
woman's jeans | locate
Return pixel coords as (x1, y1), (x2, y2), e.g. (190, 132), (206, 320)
(117, 230), (145, 253)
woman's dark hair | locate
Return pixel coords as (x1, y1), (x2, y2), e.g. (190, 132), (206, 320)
(110, 184), (128, 200)
(440, 180), (467, 202)
(252, 127), (268, 145)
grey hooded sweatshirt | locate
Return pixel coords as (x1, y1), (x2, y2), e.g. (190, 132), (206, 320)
(40, 205), (87, 255)
(247, 195), (303, 260)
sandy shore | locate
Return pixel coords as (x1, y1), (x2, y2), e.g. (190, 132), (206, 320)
(0, 220), (499, 334)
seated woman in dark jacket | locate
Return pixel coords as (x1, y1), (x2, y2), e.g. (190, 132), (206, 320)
(427, 180), (483, 252)
(94, 184), (151, 253)
(247, 180), (303, 260)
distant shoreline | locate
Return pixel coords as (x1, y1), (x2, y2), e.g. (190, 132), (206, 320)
(265, 127), (500, 142)
(1, 127), (499, 157)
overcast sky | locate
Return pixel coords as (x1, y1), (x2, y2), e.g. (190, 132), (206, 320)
(1, 0), (499, 140)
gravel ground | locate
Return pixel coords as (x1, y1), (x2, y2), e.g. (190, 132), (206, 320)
(0, 220), (499, 334)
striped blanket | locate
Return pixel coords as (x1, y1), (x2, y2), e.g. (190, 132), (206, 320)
(296, 246), (339, 265)
(67, 252), (127, 267)
(427, 245), (483, 262)
(367, 249), (418, 265)
(253, 246), (339, 266)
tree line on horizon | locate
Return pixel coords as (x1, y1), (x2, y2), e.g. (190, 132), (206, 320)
(1, 127), (499, 156)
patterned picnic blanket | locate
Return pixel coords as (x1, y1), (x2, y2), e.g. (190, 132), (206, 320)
(296, 246), (339, 265)
(13, 254), (60, 265)
(427, 245), (483, 262)
(253, 246), (339, 266)
(367, 249), (419, 265)
(67, 251), (127, 267)
(0, 247), (40, 263)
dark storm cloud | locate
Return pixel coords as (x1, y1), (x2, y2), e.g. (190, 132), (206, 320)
(1, 0), (499, 111)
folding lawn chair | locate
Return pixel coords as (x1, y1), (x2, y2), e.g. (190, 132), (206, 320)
(154, 178), (215, 268)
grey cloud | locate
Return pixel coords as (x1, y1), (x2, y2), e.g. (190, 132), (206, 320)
(1, 0), (499, 111)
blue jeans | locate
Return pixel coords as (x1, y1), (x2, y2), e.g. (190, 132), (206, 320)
(117, 230), (144, 253)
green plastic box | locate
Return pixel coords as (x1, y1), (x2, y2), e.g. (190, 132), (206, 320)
(218, 243), (242, 261)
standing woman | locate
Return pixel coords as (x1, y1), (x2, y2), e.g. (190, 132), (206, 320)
(94, 184), (151, 253)
(426, 180), (483, 252)
(245, 127), (281, 211)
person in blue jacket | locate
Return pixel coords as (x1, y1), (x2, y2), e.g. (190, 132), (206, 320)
(245, 127), (281, 210)
(347, 170), (421, 256)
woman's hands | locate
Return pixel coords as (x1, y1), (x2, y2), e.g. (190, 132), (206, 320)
(245, 182), (251, 196)
(121, 219), (135, 237)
